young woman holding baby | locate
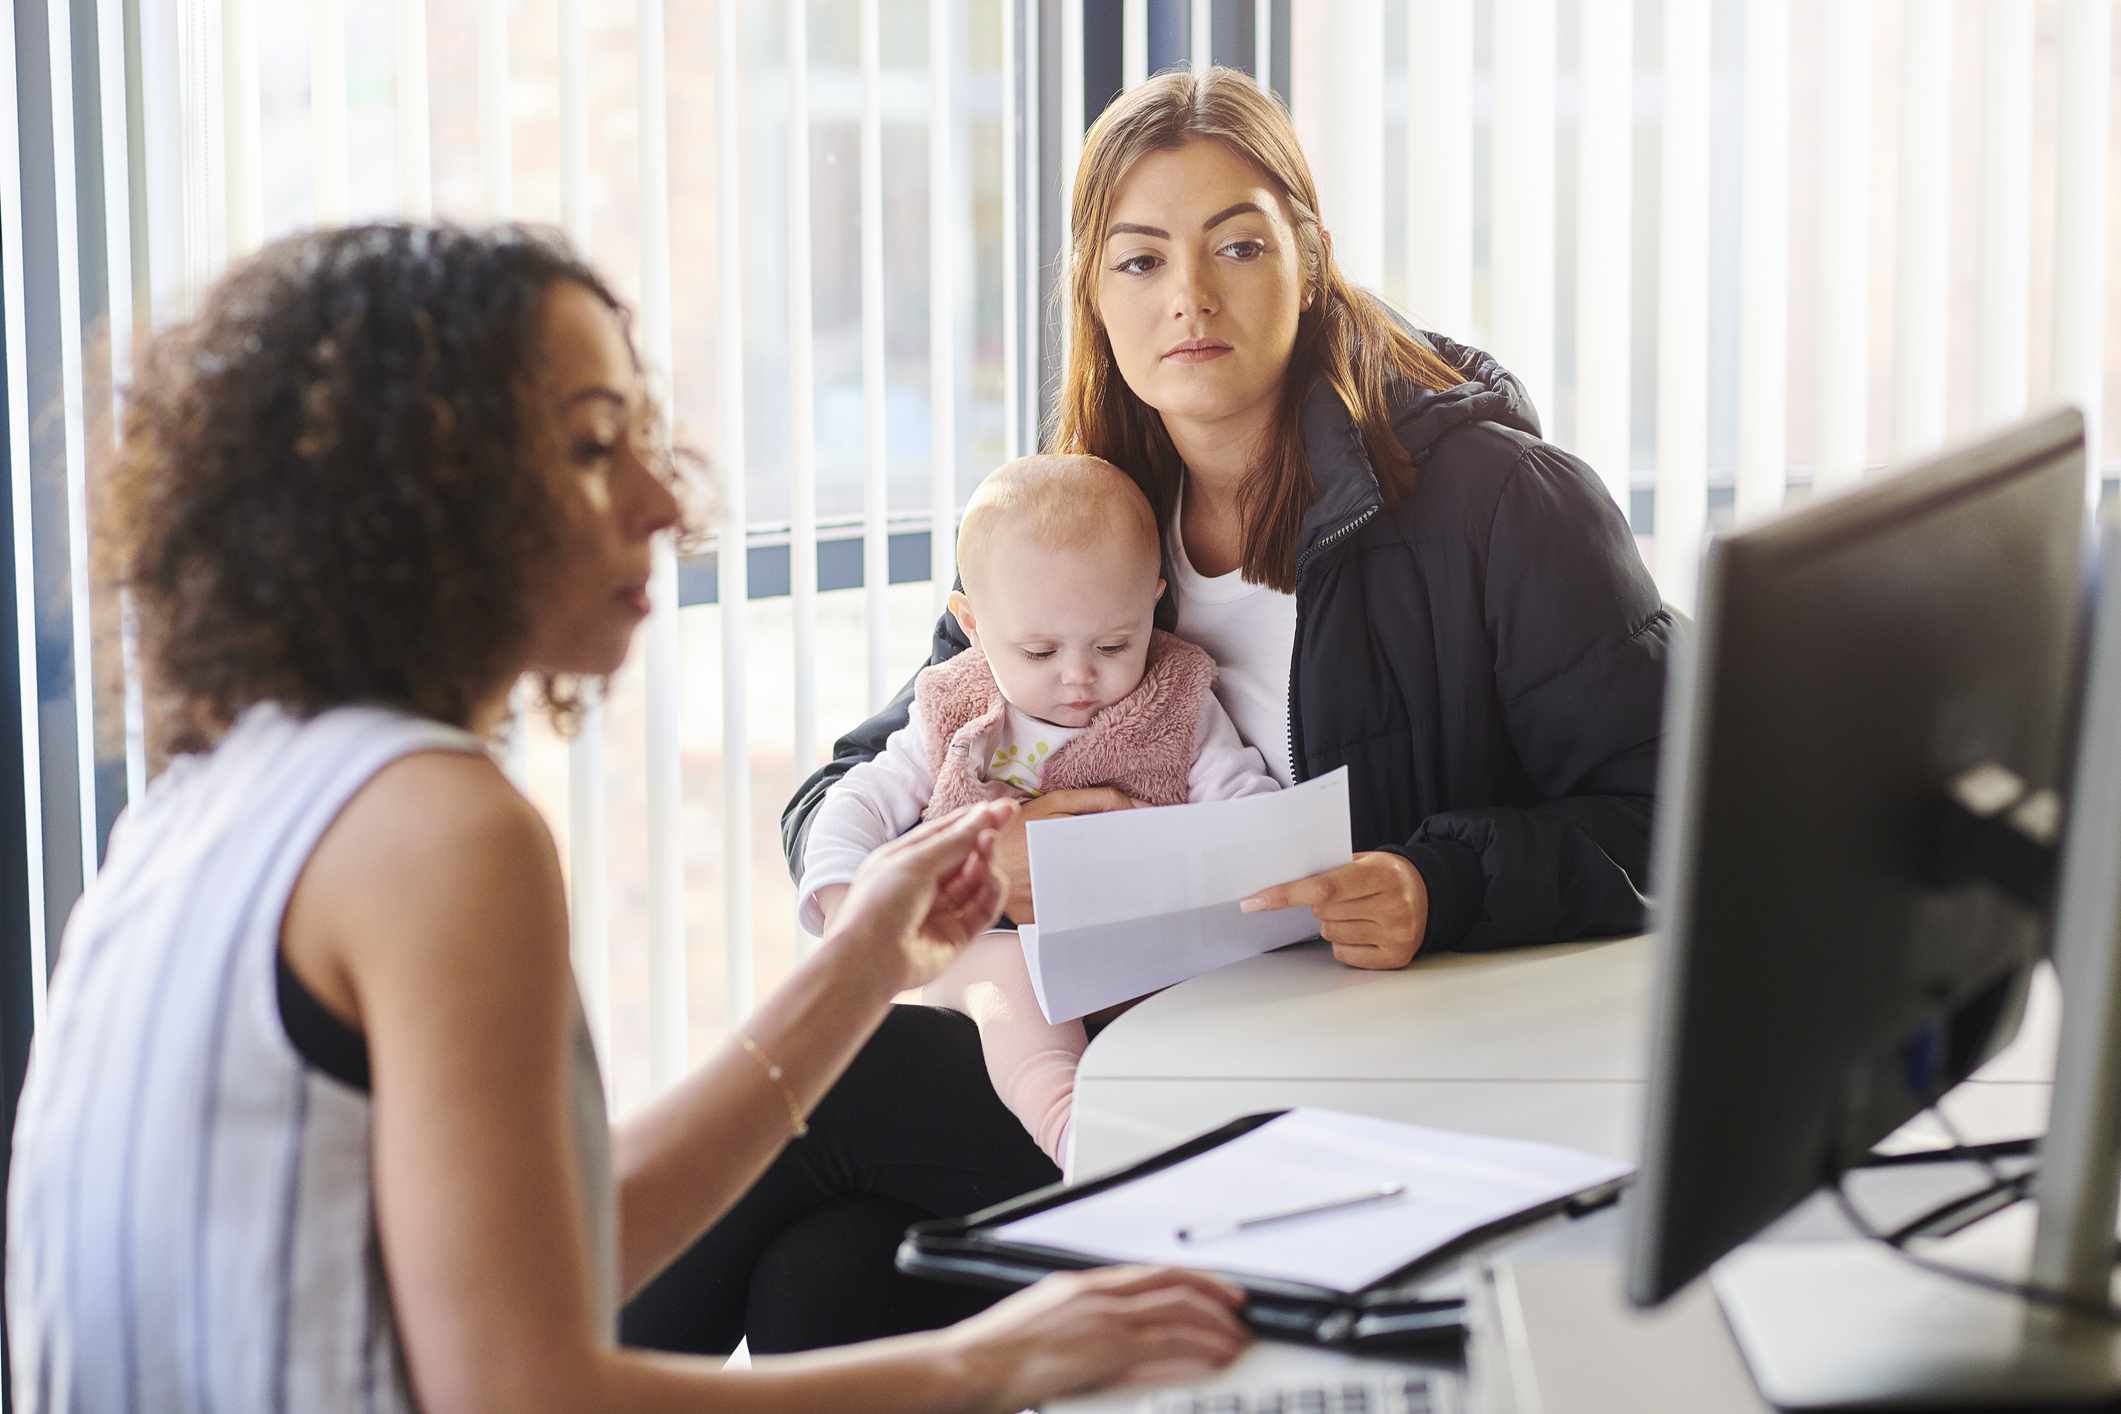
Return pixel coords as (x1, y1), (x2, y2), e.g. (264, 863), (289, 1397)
(626, 65), (1674, 1358)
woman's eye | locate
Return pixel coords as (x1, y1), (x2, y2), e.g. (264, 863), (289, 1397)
(572, 437), (618, 465)
(1222, 239), (1265, 261)
(1113, 253), (1162, 277)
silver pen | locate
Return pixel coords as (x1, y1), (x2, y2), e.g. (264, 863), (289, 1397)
(1175, 1182), (1408, 1243)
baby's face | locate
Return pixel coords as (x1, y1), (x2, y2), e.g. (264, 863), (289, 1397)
(958, 530), (1164, 730)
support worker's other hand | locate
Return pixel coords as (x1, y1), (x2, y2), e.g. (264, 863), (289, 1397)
(832, 799), (1019, 991)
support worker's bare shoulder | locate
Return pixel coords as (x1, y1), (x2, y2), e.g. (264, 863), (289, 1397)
(283, 748), (567, 1028)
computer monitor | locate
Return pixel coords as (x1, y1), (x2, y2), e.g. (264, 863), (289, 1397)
(1628, 407), (2121, 1407)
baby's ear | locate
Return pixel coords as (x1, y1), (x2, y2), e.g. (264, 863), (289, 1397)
(947, 589), (978, 643)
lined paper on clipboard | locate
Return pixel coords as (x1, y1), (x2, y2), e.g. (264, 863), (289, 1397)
(991, 1109), (1633, 1291)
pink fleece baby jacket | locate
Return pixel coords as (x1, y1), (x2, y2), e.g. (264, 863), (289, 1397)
(913, 628), (1217, 820)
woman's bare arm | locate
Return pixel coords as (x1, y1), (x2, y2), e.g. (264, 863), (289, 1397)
(608, 916), (906, 1295)
(612, 800), (1015, 1294)
(295, 753), (970, 1411)
(296, 759), (1244, 1413)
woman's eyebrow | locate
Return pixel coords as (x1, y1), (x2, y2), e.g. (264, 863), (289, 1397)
(1201, 200), (1265, 230)
(562, 385), (630, 411)
(1105, 201), (1267, 243)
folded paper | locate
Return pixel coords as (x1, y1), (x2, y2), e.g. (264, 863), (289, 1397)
(1016, 768), (1353, 1023)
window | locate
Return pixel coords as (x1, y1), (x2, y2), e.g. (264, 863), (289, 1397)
(6, 0), (2115, 1122)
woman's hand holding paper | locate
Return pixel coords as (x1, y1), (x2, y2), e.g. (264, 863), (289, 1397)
(1241, 852), (1431, 970)
(990, 787), (1143, 923)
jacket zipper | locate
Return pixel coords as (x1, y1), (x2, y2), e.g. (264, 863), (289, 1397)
(1284, 505), (1380, 787)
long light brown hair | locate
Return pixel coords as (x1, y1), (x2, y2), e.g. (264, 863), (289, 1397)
(1051, 67), (1463, 592)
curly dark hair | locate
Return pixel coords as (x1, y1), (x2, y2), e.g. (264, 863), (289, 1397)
(99, 222), (689, 756)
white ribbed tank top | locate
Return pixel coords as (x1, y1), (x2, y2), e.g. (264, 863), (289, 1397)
(6, 703), (616, 1413)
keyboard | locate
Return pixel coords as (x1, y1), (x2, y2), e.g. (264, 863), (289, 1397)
(1143, 1369), (1463, 1414)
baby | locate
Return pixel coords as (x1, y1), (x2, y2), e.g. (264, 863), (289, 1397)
(798, 454), (1278, 1166)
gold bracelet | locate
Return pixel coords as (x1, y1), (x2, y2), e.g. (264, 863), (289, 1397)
(738, 1033), (810, 1138)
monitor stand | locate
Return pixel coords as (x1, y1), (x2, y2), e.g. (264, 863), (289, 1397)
(1714, 1212), (2121, 1410)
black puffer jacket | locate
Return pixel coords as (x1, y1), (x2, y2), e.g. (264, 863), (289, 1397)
(782, 332), (1675, 953)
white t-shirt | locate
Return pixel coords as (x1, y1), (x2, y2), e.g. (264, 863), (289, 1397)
(1167, 482), (1301, 788)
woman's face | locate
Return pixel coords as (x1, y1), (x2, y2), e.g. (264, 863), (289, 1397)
(520, 281), (681, 680)
(1093, 138), (1307, 435)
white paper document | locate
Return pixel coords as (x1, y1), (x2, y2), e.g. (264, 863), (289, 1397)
(1014, 768), (1353, 1023)
(990, 1108), (1633, 1292)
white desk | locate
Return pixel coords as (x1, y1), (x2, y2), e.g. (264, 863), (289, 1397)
(1051, 936), (2058, 1412)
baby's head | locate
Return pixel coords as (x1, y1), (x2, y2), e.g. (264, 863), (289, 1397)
(948, 455), (1165, 729)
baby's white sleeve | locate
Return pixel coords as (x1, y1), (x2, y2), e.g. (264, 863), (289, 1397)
(1186, 692), (1281, 802)
(796, 705), (938, 936)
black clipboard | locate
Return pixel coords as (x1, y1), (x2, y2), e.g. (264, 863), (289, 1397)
(895, 1110), (1630, 1352)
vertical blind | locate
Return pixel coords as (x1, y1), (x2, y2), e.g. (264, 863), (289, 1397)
(3, 0), (2115, 1121)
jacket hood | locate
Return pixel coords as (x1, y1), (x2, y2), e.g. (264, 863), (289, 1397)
(1393, 332), (1541, 454)
(1296, 324), (1542, 555)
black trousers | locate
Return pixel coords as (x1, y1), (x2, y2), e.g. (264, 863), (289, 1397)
(620, 1004), (1063, 1356)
